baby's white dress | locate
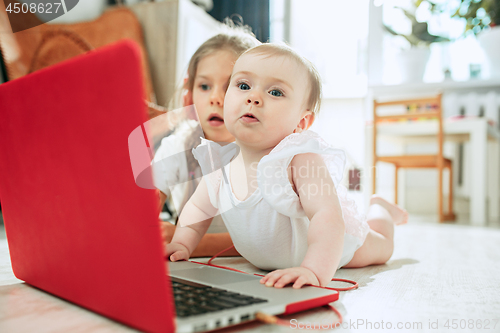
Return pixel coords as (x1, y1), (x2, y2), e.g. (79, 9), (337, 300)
(192, 130), (370, 270)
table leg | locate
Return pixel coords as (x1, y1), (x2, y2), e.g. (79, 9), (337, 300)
(470, 120), (488, 225)
(489, 140), (500, 220)
(364, 125), (374, 209)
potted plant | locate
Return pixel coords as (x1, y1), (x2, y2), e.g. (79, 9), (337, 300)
(452, 0), (500, 34)
(452, 0), (500, 77)
(384, 4), (450, 46)
(384, 0), (500, 81)
(383, 1), (450, 82)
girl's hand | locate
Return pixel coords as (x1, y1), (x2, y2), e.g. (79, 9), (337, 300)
(260, 267), (320, 289)
(165, 242), (190, 262)
(160, 221), (175, 243)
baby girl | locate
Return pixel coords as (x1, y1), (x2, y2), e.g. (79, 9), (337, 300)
(166, 44), (407, 288)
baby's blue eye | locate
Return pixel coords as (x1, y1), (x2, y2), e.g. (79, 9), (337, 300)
(270, 89), (283, 97)
(200, 84), (210, 91)
(238, 83), (250, 90)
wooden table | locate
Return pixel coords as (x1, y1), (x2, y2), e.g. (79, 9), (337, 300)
(1, 222), (499, 332)
(366, 79), (500, 226)
(365, 118), (500, 226)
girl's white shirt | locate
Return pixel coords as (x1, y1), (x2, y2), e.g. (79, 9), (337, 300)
(152, 119), (227, 233)
(192, 130), (370, 270)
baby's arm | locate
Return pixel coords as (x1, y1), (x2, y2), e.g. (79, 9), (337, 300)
(166, 177), (218, 261)
(159, 187), (239, 257)
(261, 153), (345, 288)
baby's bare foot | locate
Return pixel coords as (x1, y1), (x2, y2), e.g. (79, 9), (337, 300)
(370, 195), (408, 225)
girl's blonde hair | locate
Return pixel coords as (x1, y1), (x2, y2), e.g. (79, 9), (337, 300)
(243, 43), (322, 116)
(169, 19), (260, 109)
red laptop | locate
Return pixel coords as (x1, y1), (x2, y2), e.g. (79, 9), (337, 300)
(0, 40), (338, 333)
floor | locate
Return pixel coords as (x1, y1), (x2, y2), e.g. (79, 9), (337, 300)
(201, 219), (500, 333)
(0, 213), (4, 239)
(1, 212), (500, 332)
(410, 213), (500, 229)
(0, 227), (4, 240)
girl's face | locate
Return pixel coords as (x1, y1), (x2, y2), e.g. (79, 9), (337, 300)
(224, 53), (313, 151)
(191, 50), (237, 143)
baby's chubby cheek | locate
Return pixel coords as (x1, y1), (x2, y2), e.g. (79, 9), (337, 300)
(221, 113), (235, 134)
(221, 106), (239, 132)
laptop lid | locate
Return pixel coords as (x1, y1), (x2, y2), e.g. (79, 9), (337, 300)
(0, 40), (175, 333)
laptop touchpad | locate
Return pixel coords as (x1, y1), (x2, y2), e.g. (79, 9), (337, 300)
(171, 266), (259, 285)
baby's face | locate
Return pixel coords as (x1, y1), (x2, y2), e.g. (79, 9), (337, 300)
(224, 53), (311, 150)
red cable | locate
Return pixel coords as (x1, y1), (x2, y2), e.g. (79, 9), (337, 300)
(321, 278), (358, 291)
(207, 245), (236, 265)
(200, 245), (358, 291)
(190, 245), (358, 329)
(189, 260), (249, 274)
(257, 304), (343, 328)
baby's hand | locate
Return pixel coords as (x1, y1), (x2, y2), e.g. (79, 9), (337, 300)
(260, 267), (320, 289)
(165, 242), (190, 262)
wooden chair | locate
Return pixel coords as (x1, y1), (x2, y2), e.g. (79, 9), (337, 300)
(372, 94), (456, 222)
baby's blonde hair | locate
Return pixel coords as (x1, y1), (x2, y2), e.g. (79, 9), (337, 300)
(243, 43), (322, 115)
(169, 19), (260, 109)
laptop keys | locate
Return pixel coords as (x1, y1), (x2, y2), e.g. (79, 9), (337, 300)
(170, 277), (268, 318)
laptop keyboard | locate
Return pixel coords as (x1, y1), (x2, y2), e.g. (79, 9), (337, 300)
(170, 277), (268, 318)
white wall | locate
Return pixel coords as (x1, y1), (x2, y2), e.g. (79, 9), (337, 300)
(309, 98), (367, 212)
(279, 0), (370, 164)
(288, 0), (369, 99)
(281, 0), (370, 212)
(310, 99), (366, 168)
